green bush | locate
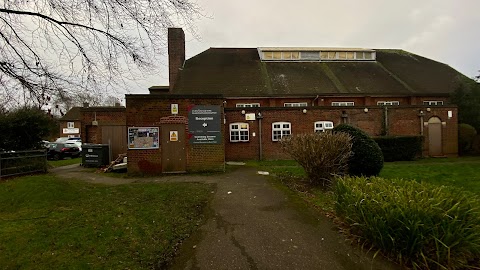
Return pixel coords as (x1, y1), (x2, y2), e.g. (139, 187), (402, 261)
(332, 124), (383, 177)
(458, 123), (477, 155)
(280, 132), (352, 187)
(472, 135), (480, 155)
(335, 176), (480, 269)
(374, 136), (423, 161)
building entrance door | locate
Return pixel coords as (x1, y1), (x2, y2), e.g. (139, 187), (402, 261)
(428, 117), (442, 156)
(161, 124), (186, 173)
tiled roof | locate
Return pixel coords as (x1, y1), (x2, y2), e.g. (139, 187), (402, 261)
(61, 107), (81, 121)
(171, 48), (467, 97)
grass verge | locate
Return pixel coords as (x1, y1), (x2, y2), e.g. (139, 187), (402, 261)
(47, 157), (82, 168)
(0, 174), (214, 269)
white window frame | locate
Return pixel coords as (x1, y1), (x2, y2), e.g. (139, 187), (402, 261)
(331, 101), (355, 106)
(314, 121), (334, 133)
(423, 101), (444, 106)
(284, 102), (308, 107)
(67, 122), (75, 128)
(229, 123), (249, 142)
(272, 122), (291, 141)
(377, 101), (400, 106)
(236, 103), (260, 108)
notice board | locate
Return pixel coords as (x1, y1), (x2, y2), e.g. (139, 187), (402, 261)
(128, 127), (159, 149)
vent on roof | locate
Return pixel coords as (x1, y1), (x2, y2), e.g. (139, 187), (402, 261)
(259, 48), (376, 62)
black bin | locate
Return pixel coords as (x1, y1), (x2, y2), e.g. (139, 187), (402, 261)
(82, 144), (110, 167)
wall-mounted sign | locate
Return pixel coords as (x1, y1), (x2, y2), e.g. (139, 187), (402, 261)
(171, 104), (179, 115)
(170, 131), (178, 141)
(188, 105), (221, 144)
(245, 113), (256, 121)
(63, 128), (80, 134)
(128, 127), (159, 149)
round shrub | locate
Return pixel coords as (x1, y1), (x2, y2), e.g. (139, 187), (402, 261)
(458, 123), (477, 155)
(332, 124), (383, 177)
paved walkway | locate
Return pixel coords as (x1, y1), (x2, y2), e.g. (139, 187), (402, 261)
(52, 165), (400, 270)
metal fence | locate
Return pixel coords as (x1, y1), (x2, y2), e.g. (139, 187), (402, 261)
(0, 150), (47, 179)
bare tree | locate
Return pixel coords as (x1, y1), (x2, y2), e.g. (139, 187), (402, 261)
(0, 0), (201, 110)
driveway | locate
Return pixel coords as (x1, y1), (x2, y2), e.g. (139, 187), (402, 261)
(52, 165), (400, 270)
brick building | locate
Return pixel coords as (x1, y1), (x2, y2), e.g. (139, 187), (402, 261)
(61, 104), (127, 161)
(125, 28), (467, 174)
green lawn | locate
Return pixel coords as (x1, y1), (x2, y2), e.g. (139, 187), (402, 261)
(47, 157), (82, 168)
(380, 157), (480, 194)
(0, 174), (213, 269)
(250, 157), (480, 194)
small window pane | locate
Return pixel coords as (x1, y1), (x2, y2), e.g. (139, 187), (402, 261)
(273, 52), (282, 60)
(338, 52), (347, 59)
(300, 51), (320, 60)
(356, 52), (364, 59)
(346, 52), (354, 59)
(328, 52), (336, 59)
(264, 52), (273, 60)
(282, 52), (292, 60)
(320, 51), (328, 59)
(364, 52), (372, 59)
(291, 52), (300, 59)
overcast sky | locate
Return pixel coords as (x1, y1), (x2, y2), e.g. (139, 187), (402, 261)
(131, 0), (480, 94)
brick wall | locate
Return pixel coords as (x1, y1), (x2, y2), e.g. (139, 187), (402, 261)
(58, 120), (81, 138)
(224, 105), (458, 160)
(80, 108), (126, 144)
(126, 95), (225, 174)
(168, 28), (185, 91)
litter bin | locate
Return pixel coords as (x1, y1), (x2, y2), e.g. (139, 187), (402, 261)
(82, 144), (110, 167)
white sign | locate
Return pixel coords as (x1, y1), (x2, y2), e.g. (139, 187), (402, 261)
(245, 113), (256, 121)
(171, 104), (179, 115)
(170, 131), (178, 141)
(63, 128), (79, 134)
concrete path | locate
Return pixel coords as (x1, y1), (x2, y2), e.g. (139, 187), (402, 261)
(51, 164), (400, 270)
(171, 166), (400, 270)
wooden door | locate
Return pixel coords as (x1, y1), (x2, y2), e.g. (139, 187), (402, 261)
(161, 124), (186, 173)
(428, 117), (442, 156)
(101, 126), (127, 161)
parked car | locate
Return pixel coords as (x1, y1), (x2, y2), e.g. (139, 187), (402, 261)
(66, 137), (82, 152)
(47, 142), (81, 160)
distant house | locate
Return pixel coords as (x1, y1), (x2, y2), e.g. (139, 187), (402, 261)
(60, 104), (127, 161)
(125, 28), (465, 174)
(59, 107), (81, 139)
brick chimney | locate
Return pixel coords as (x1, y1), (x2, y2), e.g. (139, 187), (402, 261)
(168, 28), (185, 91)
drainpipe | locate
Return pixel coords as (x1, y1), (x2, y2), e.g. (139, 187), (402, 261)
(418, 110), (425, 158)
(257, 112), (264, 160)
(383, 106), (389, 136)
(312, 95), (319, 106)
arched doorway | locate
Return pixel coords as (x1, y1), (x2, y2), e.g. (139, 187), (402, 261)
(428, 117), (442, 156)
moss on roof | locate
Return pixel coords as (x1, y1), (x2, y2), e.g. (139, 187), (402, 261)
(61, 107), (81, 121)
(172, 48), (467, 97)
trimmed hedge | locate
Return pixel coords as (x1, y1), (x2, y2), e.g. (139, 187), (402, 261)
(335, 176), (480, 269)
(458, 123), (477, 155)
(374, 136), (423, 162)
(332, 124), (384, 177)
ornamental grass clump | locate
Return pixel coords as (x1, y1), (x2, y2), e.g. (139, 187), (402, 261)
(334, 176), (480, 269)
(280, 132), (352, 188)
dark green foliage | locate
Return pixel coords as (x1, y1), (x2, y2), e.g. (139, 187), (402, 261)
(450, 78), (480, 131)
(332, 124), (384, 177)
(458, 123), (477, 155)
(374, 136), (423, 161)
(335, 176), (480, 269)
(0, 107), (57, 151)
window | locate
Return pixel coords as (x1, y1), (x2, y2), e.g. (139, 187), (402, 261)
(377, 101), (400, 106)
(314, 121), (334, 133)
(331, 102), (354, 106)
(236, 103), (260, 108)
(263, 51), (273, 60)
(300, 51), (320, 60)
(423, 101), (444, 106)
(230, 123), (249, 142)
(284, 102), (307, 107)
(272, 122), (291, 141)
(67, 122), (75, 128)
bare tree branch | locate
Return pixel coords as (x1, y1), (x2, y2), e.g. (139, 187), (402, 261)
(0, 0), (202, 112)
